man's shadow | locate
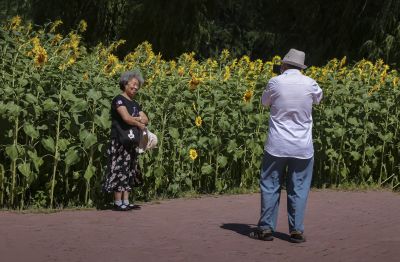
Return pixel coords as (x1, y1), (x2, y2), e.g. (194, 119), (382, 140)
(220, 223), (290, 242)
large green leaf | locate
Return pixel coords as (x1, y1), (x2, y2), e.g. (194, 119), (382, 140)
(84, 164), (96, 182)
(27, 150), (44, 172)
(168, 183), (179, 194)
(169, 127), (180, 139)
(5, 145), (18, 161)
(0, 102), (7, 117)
(34, 105), (43, 117)
(23, 124), (39, 139)
(378, 132), (393, 142)
(18, 162), (31, 178)
(201, 163), (213, 175)
(350, 151), (361, 161)
(227, 140), (237, 152)
(94, 109), (111, 129)
(79, 129), (89, 142)
(198, 136), (209, 146)
(43, 98), (58, 111)
(83, 133), (97, 149)
(7, 103), (21, 118)
(347, 117), (359, 126)
(18, 78), (29, 87)
(61, 90), (77, 101)
(65, 148), (80, 167)
(73, 171), (80, 180)
(58, 138), (70, 152)
(154, 167), (164, 177)
(333, 127), (345, 137)
(185, 177), (192, 187)
(241, 103), (253, 112)
(70, 100), (87, 113)
(25, 94), (38, 104)
(87, 90), (102, 100)
(217, 155), (228, 168)
(41, 137), (55, 153)
(233, 149), (245, 161)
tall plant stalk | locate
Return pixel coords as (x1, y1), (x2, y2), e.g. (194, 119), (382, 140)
(378, 105), (391, 184)
(49, 85), (63, 208)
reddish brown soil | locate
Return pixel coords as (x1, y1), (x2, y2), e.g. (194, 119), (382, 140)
(1, 190), (399, 262)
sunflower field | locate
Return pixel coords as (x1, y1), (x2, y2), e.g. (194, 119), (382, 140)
(0, 18), (399, 209)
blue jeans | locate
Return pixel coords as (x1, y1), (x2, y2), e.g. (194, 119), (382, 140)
(258, 151), (314, 233)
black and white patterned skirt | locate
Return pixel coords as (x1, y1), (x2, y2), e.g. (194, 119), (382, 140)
(102, 138), (143, 193)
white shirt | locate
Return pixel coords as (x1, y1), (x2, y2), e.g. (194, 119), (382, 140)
(261, 69), (323, 159)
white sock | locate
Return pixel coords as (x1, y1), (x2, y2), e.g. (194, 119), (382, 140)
(115, 200), (122, 206)
(123, 200), (130, 205)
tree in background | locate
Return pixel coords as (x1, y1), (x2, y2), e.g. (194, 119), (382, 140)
(1, 0), (399, 66)
(361, 0), (400, 66)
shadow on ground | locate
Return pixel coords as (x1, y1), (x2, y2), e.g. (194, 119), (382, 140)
(220, 223), (290, 242)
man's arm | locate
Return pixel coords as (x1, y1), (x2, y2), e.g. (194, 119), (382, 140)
(311, 81), (323, 104)
(261, 79), (275, 106)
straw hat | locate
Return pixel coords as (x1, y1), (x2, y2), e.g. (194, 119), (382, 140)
(281, 48), (307, 69)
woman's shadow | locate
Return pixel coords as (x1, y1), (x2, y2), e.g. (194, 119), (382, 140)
(220, 223), (290, 241)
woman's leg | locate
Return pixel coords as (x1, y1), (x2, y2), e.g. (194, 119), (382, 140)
(114, 191), (122, 203)
(122, 191), (129, 202)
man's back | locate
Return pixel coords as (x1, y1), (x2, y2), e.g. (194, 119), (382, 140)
(262, 69), (323, 159)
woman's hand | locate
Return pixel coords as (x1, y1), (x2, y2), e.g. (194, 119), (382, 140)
(117, 106), (146, 129)
(136, 121), (146, 130)
(138, 111), (149, 125)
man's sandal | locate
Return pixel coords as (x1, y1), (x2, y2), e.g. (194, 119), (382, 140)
(249, 228), (274, 241)
(289, 231), (306, 243)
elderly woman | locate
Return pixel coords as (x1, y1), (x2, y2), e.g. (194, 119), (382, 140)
(103, 70), (149, 211)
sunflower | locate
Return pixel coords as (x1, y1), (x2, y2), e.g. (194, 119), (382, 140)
(103, 54), (119, 75)
(10, 16), (22, 30)
(33, 46), (48, 67)
(243, 90), (253, 103)
(272, 55), (282, 65)
(223, 66), (231, 82)
(51, 34), (63, 45)
(83, 72), (89, 81)
(189, 149), (198, 160)
(339, 56), (347, 68)
(31, 36), (40, 47)
(189, 75), (201, 90)
(220, 49), (230, 61)
(78, 20), (87, 33)
(69, 33), (80, 50)
(50, 20), (63, 33)
(393, 77), (399, 88)
(195, 116), (202, 127)
(177, 66), (185, 76)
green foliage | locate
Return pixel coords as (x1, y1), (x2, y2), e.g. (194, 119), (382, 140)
(2, 0), (400, 66)
(0, 19), (399, 209)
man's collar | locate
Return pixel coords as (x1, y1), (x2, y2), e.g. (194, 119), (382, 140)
(283, 69), (302, 75)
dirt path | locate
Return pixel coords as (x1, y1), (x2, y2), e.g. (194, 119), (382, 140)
(1, 190), (399, 262)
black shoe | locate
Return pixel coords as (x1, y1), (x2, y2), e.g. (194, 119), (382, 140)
(249, 228), (274, 241)
(289, 231), (306, 243)
(113, 204), (129, 211)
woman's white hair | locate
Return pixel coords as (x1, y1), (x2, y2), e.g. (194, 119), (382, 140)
(119, 69), (144, 90)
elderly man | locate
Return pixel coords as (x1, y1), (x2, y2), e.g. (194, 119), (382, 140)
(250, 49), (323, 243)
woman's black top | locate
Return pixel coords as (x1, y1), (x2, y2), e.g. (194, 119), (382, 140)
(110, 94), (142, 139)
